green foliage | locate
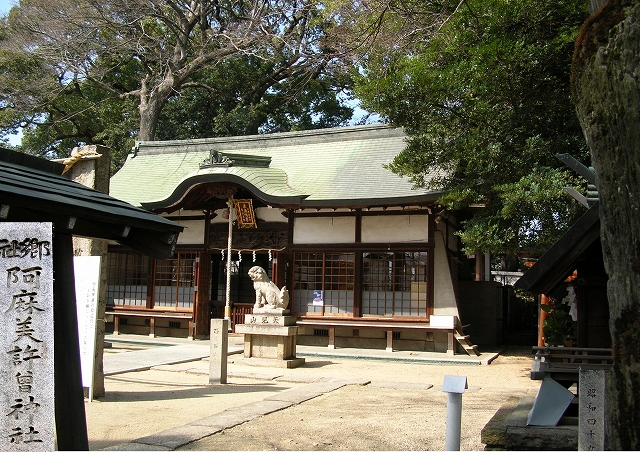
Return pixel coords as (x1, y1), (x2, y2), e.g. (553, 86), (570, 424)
(0, 1), (355, 170)
(541, 301), (574, 346)
(354, 0), (590, 254)
(156, 56), (353, 140)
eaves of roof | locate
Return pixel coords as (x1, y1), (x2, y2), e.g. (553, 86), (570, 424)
(0, 148), (183, 258)
(142, 167), (309, 210)
(514, 204), (600, 295)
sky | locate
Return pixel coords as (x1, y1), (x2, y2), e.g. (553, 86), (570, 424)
(0, 0), (15, 16)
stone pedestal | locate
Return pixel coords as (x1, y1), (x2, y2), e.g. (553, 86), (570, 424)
(209, 319), (228, 384)
(234, 311), (305, 368)
(579, 369), (607, 450)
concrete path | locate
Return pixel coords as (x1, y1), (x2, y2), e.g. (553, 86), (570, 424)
(104, 337), (247, 376)
(104, 334), (499, 376)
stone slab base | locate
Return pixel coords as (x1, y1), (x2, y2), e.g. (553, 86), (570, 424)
(236, 356), (306, 369)
(481, 396), (578, 450)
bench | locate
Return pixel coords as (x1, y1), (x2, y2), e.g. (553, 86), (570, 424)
(296, 317), (479, 355)
(531, 346), (613, 382)
(107, 307), (194, 339)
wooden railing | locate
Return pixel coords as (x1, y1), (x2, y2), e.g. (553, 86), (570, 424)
(531, 346), (613, 382)
(211, 303), (254, 331)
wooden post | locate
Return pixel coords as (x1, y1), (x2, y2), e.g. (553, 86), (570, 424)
(53, 232), (89, 450)
(447, 331), (455, 355)
(539, 294), (550, 346)
(328, 327), (336, 349)
(475, 251), (483, 281)
(224, 198), (234, 324)
(194, 251), (211, 338)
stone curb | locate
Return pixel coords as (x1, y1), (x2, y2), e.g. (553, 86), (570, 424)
(227, 370), (283, 380)
(133, 425), (219, 449)
(188, 400), (293, 429)
(369, 381), (434, 390)
(117, 400), (296, 450)
(263, 380), (350, 404)
(102, 442), (172, 451)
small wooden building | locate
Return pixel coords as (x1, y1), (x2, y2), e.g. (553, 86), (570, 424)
(0, 148), (183, 450)
(515, 203), (611, 348)
(107, 124), (485, 353)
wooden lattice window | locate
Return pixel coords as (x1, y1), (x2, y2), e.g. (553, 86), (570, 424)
(362, 251), (429, 317)
(293, 252), (355, 316)
(153, 252), (197, 310)
(106, 251), (150, 307)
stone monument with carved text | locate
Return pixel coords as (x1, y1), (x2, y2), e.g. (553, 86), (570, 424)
(1, 223), (55, 450)
(234, 266), (304, 368)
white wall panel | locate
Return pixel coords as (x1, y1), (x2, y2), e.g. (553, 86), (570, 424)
(293, 216), (355, 244)
(361, 214), (428, 243)
(176, 220), (205, 244)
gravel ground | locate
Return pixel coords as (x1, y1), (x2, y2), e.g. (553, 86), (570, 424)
(86, 345), (539, 451)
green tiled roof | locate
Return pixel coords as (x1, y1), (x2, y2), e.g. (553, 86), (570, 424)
(110, 124), (443, 209)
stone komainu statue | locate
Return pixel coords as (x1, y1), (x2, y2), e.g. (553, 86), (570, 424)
(248, 265), (289, 310)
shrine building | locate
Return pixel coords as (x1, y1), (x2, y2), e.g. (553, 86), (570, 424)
(106, 124), (492, 354)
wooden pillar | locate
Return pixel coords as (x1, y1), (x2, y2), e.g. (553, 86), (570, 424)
(224, 198), (234, 322)
(328, 327), (336, 349)
(447, 331), (455, 355)
(353, 251), (363, 318)
(475, 251), (483, 281)
(539, 294), (550, 346)
(53, 232), (89, 450)
(272, 253), (279, 286)
(194, 251), (212, 338)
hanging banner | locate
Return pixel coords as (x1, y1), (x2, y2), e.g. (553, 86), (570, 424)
(73, 256), (101, 402)
(313, 290), (324, 306)
(233, 199), (257, 229)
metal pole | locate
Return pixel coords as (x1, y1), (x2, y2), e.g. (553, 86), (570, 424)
(442, 375), (467, 451)
(224, 198), (233, 324)
(445, 392), (463, 450)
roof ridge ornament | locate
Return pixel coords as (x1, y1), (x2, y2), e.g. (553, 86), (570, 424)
(200, 150), (233, 168)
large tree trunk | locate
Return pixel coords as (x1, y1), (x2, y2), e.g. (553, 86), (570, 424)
(571, 0), (640, 449)
(138, 92), (164, 141)
(138, 76), (176, 141)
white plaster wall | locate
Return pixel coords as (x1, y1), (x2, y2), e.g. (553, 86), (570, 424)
(432, 224), (459, 318)
(209, 208), (228, 225)
(293, 216), (355, 244)
(361, 214), (428, 243)
(255, 207), (287, 223)
(175, 220), (205, 245)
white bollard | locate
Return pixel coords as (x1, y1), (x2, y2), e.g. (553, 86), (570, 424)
(442, 375), (468, 451)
